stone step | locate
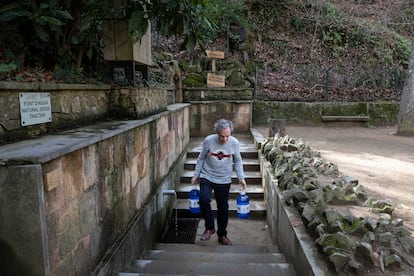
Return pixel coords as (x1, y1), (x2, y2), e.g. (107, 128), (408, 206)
(175, 183), (264, 200)
(152, 243), (276, 253)
(184, 157), (260, 171)
(180, 170), (262, 184)
(174, 198), (266, 218)
(121, 259), (296, 275)
(187, 149), (259, 159)
(186, 136), (259, 159)
(141, 249), (287, 263)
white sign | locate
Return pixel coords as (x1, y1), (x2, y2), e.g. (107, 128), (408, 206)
(19, 93), (52, 126)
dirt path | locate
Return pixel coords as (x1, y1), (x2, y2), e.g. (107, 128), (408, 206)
(253, 125), (414, 236)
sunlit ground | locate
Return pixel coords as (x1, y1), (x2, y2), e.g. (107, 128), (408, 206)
(254, 125), (414, 234)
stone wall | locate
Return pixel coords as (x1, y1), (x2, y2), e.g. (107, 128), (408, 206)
(183, 87), (253, 101)
(253, 101), (399, 126)
(249, 129), (328, 276)
(189, 101), (252, 136)
(0, 82), (169, 144)
(0, 104), (190, 275)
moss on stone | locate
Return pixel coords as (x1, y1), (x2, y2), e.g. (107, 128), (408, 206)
(183, 73), (205, 87)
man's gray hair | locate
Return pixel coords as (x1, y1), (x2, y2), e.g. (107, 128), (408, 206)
(214, 119), (233, 133)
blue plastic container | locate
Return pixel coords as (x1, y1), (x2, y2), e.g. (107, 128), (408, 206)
(237, 191), (250, 219)
(189, 189), (201, 213)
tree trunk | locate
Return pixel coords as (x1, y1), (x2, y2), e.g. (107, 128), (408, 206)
(397, 41), (414, 136)
(268, 118), (286, 137)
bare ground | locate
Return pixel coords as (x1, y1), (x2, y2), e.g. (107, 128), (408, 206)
(253, 124), (414, 237)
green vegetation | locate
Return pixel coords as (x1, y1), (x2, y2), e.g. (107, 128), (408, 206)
(0, 0), (412, 90)
(0, 0), (222, 81)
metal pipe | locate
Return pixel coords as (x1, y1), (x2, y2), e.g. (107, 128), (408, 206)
(162, 190), (177, 196)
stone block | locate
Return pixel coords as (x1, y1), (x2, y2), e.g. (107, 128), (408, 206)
(130, 155), (139, 188)
(43, 164), (62, 192)
(0, 165), (49, 276)
(135, 176), (150, 209)
(98, 139), (115, 170)
(82, 145), (98, 191)
(57, 201), (81, 257)
(62, 150), (84, 202)
(79, 189), (98, 235)
(136, 148), (149, 182)
(189, 101), (252, 136)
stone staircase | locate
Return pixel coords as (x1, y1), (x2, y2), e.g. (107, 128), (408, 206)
(175, 135), (266, 218)
(118, 134), (297, 275)
(119, 243), (296, 275)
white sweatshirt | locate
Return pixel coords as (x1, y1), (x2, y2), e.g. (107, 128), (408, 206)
(193, 134), (245, 184)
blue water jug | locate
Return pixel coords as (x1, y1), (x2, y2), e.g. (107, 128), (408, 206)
(189, 189), (201, 213)
(237, 191), (250, 219)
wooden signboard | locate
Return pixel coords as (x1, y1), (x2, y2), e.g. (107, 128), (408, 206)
(205, 50), (225, 59)
(206, 50), (225, 73)
(207, 73), (225, 87)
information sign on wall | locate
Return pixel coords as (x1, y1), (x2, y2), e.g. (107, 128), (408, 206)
(19, 93), (52, 126)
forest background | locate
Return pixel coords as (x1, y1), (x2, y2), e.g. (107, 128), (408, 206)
(0, 0), (413, 102)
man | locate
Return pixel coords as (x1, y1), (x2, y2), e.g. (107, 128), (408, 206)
(191, 119), (247, 245)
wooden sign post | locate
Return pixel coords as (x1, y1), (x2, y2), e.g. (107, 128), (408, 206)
(205, 50), (225, 87)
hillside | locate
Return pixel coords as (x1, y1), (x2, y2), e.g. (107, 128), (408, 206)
(1, 0), (413, 103)
(154, 0), (413, 102)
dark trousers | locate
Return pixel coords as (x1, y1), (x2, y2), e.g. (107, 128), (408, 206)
(199, 178), (231, 237)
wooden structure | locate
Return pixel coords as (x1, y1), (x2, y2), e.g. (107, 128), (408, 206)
(206, 50), (225, 87)
(103, 1), (152, 85)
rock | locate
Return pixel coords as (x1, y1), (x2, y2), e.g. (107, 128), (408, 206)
(370, 199), (395, 215)
(309, 187), (326, 204)
(344, 175), (359, 185)
(292, 190), (309, 206)
(384, 254), (402, 271)
(315, 223), (327, 237)
(329, 252), (350, 272)
(324, 209), (343, 225)
(266, 147), (283, 161)
(348, 220), (366, 237)
(362, 231), (376, 244)
(379, 232), (393, 245)
(392, 218), (403, 227)
(354, 242), (374, 265)
(336, 232), (356, 250)
(227, 71), (245, 87)
(274, 163), (288, 178)
(379, 213), (391, 222)
(308, 215), (325, 236)
(394, 226), (411, 237)
(362, 217), (378, 232)
(261, 141), (274, 154)
(327, 220), (345, 233)
(302, 180), (318, 191)
(287, 143), (299, 152)
(322, 245), (337, 256)
(282, 187), (302, 201)
(347, 258), (364, 274)
(398, 236), (414, 253)
(317, 232), (355, 251)
(301, 204), (316, 226)
(183, 73), (205, 87)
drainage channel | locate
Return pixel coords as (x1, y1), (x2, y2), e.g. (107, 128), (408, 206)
(162, 210), (200, 243)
